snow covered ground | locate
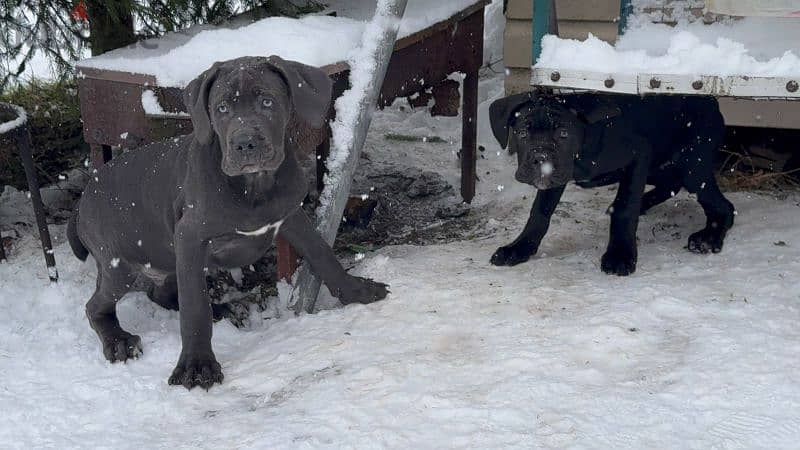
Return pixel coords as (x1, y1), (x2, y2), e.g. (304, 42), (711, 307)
(2, 65), (800, 448)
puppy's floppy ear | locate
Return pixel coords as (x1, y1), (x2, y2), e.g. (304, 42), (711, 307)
(183, 62), (222, 145)
(489, 92), (533, 149)
(266, 55), (333, 129)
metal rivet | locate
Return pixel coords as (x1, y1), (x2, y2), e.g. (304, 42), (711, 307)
(550, 72), (561, 82)
(787, 80), (798, 93)
(692, 80), (704, 90)
(604, 78), (615, 88)
(649, 78), (661, 89)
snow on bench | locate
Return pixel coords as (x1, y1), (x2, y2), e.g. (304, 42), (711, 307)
(75, 0), (478, 88)
(533, 9), (800, 98)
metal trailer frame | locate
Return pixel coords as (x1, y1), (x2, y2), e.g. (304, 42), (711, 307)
(529, 0), (800, 129)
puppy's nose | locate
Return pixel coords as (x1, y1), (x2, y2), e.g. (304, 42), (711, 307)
(231, 131), (261, 153)
(527, 150), (549, 166)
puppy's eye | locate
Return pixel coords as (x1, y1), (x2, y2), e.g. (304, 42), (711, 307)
(262, 98), (273, 108)
(559, 129), (569, 139)
(217, 103), (228, 113)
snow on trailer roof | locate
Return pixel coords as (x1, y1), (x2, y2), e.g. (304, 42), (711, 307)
(75, 0), (480, 88)
(532, 11), (800, 98)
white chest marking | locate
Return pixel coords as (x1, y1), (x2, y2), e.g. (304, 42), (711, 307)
(235, 220), (284, 237)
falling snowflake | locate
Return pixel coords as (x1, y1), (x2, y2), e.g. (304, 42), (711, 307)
(110, 258), (120, 268)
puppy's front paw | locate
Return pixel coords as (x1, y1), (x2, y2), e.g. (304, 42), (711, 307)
(491, 244), (534, 266)
(601, 247), (637, 276)
(339, 277), (390, 305)
(688, 228), (725, 254)
(168, 351), (223, 390)
(101, 331), (142, 363)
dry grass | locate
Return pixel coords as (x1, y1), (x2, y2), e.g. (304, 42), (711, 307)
(716, 149), (800, 192)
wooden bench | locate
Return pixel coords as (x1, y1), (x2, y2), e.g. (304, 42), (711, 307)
(75, 1), (487, 279)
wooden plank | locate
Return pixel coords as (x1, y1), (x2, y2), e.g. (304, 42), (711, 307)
(718, 76), (800, 98)
(532, 67), (638, 94)
(558, 0), (621, 22)
(506, 0), (532, 19)
(557, 20), (618, 42)
(638, 73), (717, 95)
(75, 66), (157, 85)
(504, 19), (533, 68)
(533, 68), (800, 100)
(505, 68), (534, 94)
(719, 97), (800, 129)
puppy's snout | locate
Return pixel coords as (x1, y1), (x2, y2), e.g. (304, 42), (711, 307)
(526, 147), (552, 167)
(231, 130), (263, 153)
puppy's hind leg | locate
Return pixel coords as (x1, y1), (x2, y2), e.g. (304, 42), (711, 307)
(686, 177), (734, 254)
(147, 273), (179, 311)
(148, 273), (229, 321)
(86, 261), (142, 363)
(640, 167), (682, 215)
(683, 109), (733, 253)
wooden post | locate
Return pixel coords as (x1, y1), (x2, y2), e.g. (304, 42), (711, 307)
(461, 69), (479, 204)
(90, 143), (105, 169)
(275, 236), (299, 280)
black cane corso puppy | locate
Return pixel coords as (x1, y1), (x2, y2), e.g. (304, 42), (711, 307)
(489, 91), (735, 275)
(68, 56), (388, 390)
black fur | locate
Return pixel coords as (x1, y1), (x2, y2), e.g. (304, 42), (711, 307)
(489, 92), (735, 275)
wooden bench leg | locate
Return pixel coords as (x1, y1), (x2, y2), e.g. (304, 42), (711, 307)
(276, 236), (300, 281)
(90, 143), (112, 169)
(460, 68), (479, 204)
(277, 133), (330, 282)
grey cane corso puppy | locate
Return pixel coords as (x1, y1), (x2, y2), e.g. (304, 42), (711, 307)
(67, 55), (388, 390)
(489, 91), (735, 275)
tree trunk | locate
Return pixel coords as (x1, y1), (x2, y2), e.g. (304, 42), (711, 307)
(85, 0), (136, 56)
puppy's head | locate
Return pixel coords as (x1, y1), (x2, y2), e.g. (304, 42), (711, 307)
(489, 92), (620, 189)
(183, 55), (332, 177)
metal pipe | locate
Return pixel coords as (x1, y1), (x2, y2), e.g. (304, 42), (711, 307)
(0, 102), (58, 281)
(288, 0), (408, 314)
